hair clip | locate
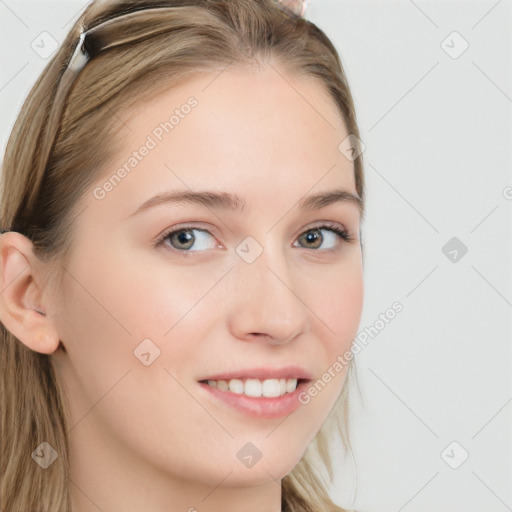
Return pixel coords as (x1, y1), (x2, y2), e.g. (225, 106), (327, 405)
(68, 29), (89, 74)
(277, 0), (307, 18)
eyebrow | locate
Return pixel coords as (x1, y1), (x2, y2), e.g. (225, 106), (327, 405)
(127, 188), (364, 218)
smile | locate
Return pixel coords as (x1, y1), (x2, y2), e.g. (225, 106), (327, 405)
(201, 377), (300, 398)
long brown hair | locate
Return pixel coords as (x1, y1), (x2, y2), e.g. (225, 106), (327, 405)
(0, 1), (365, 510)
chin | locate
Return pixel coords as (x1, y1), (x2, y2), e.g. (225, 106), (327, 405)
(221, 460), (296, 486)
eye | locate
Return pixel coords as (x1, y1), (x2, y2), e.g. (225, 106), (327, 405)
(155, 222), (353, 256)
(294, 223), (352, 250)
(156, 227), (219, 253)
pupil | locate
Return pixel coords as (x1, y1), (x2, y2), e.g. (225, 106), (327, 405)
(305, 230), (321, 247)
(175, 230), (194, 248)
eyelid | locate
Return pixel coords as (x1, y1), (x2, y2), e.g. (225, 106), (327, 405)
(300, 220), (348, 234)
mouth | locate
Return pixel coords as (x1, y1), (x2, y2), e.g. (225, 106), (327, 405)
(198, 377), (310, 398)
(197, 368), (313, 419)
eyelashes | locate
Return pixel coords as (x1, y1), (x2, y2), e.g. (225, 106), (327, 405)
(154, 222), (354, 257)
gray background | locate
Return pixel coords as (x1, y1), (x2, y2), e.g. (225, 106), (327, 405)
(1, 1), (511, 511)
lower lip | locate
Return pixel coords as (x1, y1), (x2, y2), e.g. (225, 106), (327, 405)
(198, 380), (309, 419)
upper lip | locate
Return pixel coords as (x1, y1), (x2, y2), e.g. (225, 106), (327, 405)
(198, 365), (313, 382)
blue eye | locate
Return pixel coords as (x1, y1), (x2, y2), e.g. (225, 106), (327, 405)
(155, 223), (352, 256)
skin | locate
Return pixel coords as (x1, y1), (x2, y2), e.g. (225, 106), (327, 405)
(0, 61), (363, 512)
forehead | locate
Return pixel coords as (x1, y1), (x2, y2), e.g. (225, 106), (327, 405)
(87, 63), (356, 220)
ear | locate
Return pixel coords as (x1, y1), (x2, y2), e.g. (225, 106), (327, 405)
(0, 232), (60, 354)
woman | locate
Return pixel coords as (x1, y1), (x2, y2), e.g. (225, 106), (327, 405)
(0, 0), (366, 510)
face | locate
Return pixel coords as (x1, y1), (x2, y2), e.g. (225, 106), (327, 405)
(49, 63), (363, 498)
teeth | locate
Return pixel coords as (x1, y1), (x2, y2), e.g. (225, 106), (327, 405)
(205, 378), (299, 397)
(285, 378), (297, 393)
(279, 378), (286, 395)
(228, 378), (244, 394)
(217, 380), (229, 392)
(262, 379), (280, 398)
(244, 379), (263, 397)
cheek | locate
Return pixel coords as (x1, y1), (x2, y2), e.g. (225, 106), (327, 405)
(63, 244), (223, 343)
(307, 259), (364, 350)
(118, 260), (230, 341)
(287, 259), (363, 429)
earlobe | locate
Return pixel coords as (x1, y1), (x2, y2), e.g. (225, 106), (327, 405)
(0, 232), (60, 354)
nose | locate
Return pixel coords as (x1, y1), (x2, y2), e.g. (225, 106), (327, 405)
(226, 243), (309, 345)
